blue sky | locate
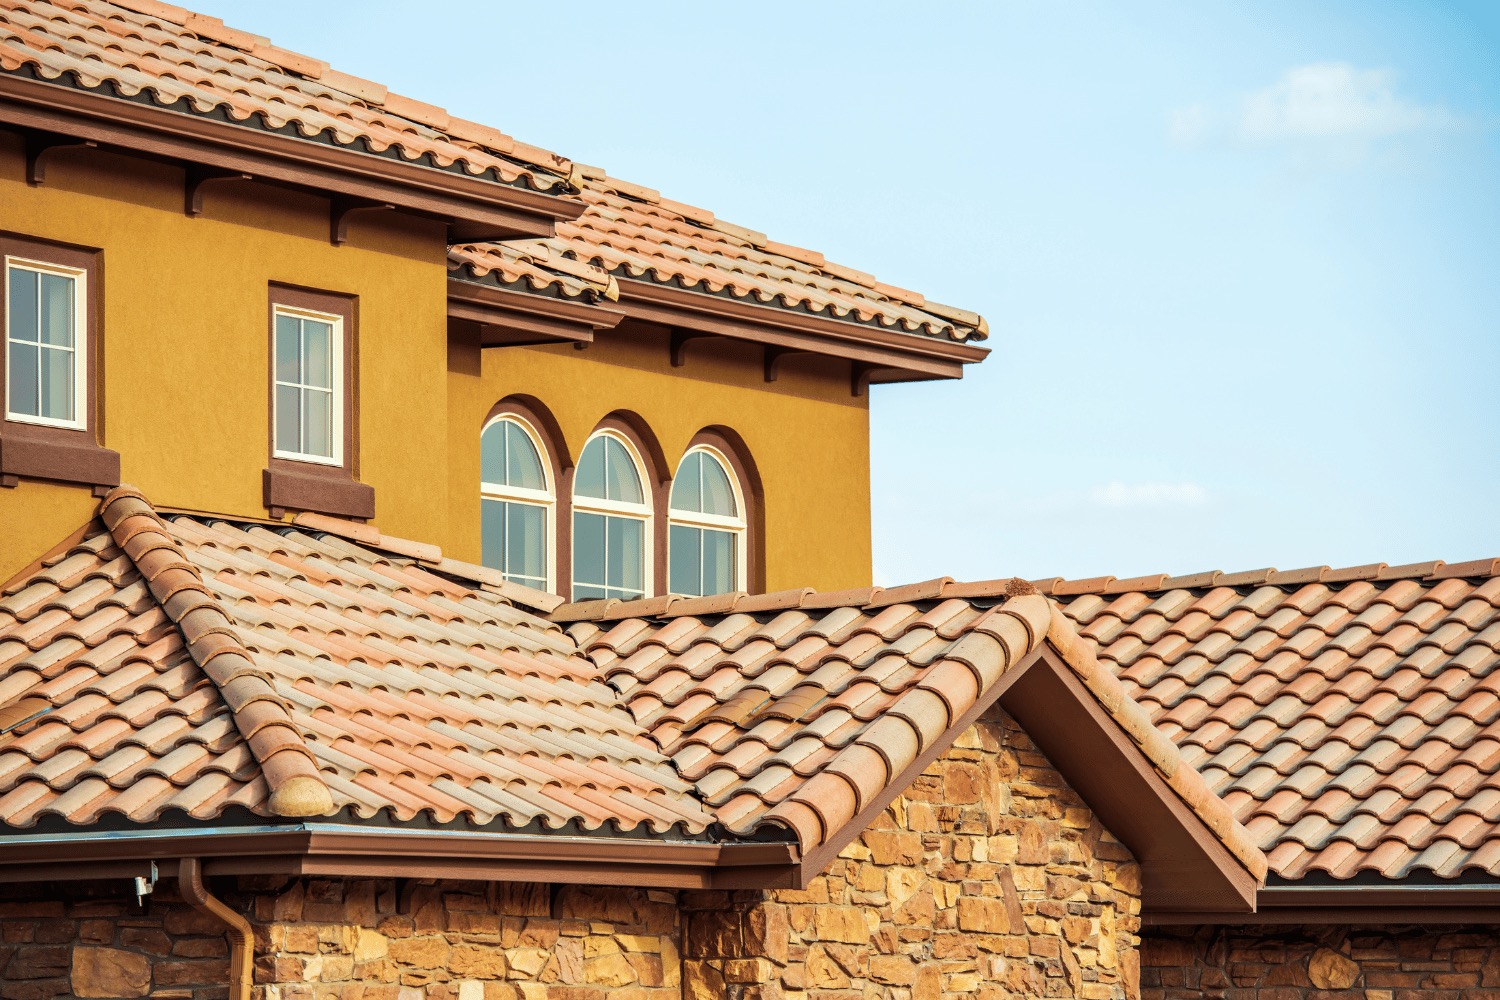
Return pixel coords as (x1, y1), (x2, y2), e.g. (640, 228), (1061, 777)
(192, 0), (1500, 582)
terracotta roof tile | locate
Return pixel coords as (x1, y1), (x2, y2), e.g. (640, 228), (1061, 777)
(0, 488), (713, 836)
(1049, 557), (1500, 882)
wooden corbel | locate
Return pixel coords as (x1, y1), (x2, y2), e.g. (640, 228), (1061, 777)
(331, 197), (395, 246)
(25, 133), (97, 186)
(851, 363), (878, 398)
(670, 330), (715, 368)
(185, 167), (253, 216)
(763, 346), (815, 383)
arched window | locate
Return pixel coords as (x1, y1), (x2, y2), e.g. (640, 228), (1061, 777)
(480, 415), (553, 590)
(571, 431), (651, 600)
(669, 447), (746, 597)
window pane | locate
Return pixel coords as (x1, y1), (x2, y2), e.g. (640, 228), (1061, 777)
(702, 529), (736, 595)
(700, 454), (737, 516)
(671, 453), (702, 513)
(670, 524), (701, 597)
(303, 387), (333, 458)
(507, 502), (546, 585)
(302, 319), (333, 389)
(39, 346), (73, 422)
(575, 437), (607, 499)
(608, 516), (644, 597)
(8, 268), (38, 343)
(8, 341), (38, 416)
(481, 498), (507, 571)
(505, 421), (546, 490)
(39, 273), (74, 348)
(274, 314), (300, 383)
(481, 421), (506, 485)
(603, 437), (644, 504)
(573, 511), (606, 590)
(274, 383), (300, 453)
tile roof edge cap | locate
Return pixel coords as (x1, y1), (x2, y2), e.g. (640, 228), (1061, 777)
(99, 485), (334, 819)
(1040, 602), (1268, 883)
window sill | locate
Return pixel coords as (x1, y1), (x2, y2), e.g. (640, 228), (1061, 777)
(263, 463), (374, 520)
(0, 422), (120, 492)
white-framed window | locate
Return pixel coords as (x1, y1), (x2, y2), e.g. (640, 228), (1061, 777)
(481, 415), (554, 591)
(669, 447), (746, 597)
(5, 256), (86, 430)
(572, 430), (651, 601)
(272, 305), (343, 465)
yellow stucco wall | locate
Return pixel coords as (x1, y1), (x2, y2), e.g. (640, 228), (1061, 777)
(0, 135), (872, 593)
(447, 325), (873, 594)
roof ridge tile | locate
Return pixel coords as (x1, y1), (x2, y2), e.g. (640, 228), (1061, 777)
(99, 485), (332, 818)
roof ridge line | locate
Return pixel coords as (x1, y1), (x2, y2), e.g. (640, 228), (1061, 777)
(1030, 557), (1500, 596)
(98, 485), (333, 818)
(1040, 601), (1269, 881)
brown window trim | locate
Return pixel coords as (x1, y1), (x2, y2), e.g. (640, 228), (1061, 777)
(482, 396), (571, 592)
(0, 232), (119, 493)
(680, 426), (765, 595)
(565, 412), (669, 602)
(262, 284), (373, 520)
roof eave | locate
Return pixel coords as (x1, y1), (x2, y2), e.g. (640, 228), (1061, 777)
(0, 823), (801, 890)
(0, 69), (586, 244)
(1148, 882), (1500, 925)
(447, 272), (626, 348)
(1001, 646), (1263, 915)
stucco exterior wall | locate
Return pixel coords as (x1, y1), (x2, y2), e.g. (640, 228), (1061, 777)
(0, 137), (873, 593)
(1142, 924), (1500, 1000)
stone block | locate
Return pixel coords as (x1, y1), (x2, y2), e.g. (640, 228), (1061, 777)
(71, 947), (150, 998)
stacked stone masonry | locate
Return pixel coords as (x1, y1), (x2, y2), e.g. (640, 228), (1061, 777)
(1142, 925), (1500, 1000)
(0, 709), (1143, 1000)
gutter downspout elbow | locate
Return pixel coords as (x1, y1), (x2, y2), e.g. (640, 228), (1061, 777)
(179, 858), (252, 1000)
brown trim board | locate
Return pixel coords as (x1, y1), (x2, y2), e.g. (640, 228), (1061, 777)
(0, 72), (583, 244)
(617, 277), (989, 385)
(0, 826), (798, 890)
(447, 277), (625, 348)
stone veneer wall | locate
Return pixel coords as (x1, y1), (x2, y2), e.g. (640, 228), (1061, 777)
(682, 707), (1145, 1000)
(0, 709), (1143, 1000)
(1142, 925), (1500, 999)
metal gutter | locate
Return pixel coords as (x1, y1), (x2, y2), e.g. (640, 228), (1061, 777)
(179, 858), (252, 1000)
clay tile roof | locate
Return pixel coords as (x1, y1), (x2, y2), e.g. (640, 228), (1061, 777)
(0, 0), (573, 192)
(572, 586), (1266, 880)
(1048, 558), (1500, 882)
(3, 0), (988, 342)
(0, 487), (712, 836)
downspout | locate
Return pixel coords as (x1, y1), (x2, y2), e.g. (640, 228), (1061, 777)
(179, 858), (252, 1000)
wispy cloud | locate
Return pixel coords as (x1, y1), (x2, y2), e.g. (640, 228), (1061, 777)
(1089, 481), (1210, 508)
(1170, 62), (1472, 151)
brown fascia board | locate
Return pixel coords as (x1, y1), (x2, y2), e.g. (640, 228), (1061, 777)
(0, 824), (798, 890)
(1147, 885), (1500, 926)
(0, 72), (584, 244)
(1001, 647), (1261, 915)
(616, 276), (990, 384)
(447, 276), (626, 347)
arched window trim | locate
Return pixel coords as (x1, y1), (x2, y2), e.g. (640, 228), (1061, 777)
(571, 427), (654, 599)
(669, 445), (748, 594)
(480, 410), (558, 593)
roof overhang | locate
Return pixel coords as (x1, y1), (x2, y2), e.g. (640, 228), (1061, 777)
(1147, 881), (1500, 925)
(447, 275), (625, 348)
(0, 823), (799, 890)
(615, 276), (989, 391)
(0, 70), (586, 244)
(1000, 647), (1261, 914)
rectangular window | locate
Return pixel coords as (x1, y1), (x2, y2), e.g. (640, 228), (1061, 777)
(262, 285), (372, 520)
(5, 257), (86, 430)
(272, 305), (342, 465)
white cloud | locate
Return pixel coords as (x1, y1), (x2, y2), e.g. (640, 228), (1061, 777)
(1170, 62), (1468, 150)
(1089, 481), (1210, 508)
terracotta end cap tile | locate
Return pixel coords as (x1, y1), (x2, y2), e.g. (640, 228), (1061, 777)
(550, 598), (623, 623)
(733, 589), (816, 614)
(1051, 576), (1116, 597)
(802, 587), (882, 610)
(1265, 566), (1331, 586)
(1430, 558), (1500, 580)
(1321, 563), (1390, 584)
(867, 578), (955, 608)
(1213, 568), (1278, 588)
(1103, 575), (1170, 595)
(665, 592), (748, 618)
